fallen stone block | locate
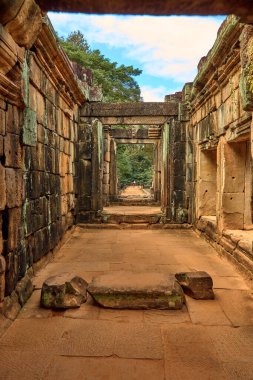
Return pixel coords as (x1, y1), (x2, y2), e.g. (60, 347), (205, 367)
(175, 271), (214, 300)
(40, 274), (88, 309)
(87, 271), (184, 310)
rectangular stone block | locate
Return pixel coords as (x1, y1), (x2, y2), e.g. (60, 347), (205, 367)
(22, 107), (37, 146)
(6, 168), (22, 208)
(4, 133), (22, 168)
(5, 251), (18, 296)
(8, 207), (22, 251)
(0, 109), (6, 135)
(0, 256), (5, 302)
(88, 272), (184, 310)
(79, 159), (92, 195)
(6, 104), (19, 134)
(0, 163), (6, 210)
(220, 193), (244, 230)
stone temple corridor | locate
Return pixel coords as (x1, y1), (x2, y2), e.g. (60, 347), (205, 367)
(1, 227), (253, 379)
(1, 1), (253, 379)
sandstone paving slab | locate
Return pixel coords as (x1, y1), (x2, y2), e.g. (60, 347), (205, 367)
(0, 317), (70, 352)
(114, 323), (163, 359)
(63, 296), (100, 320)
(54, 248), (114, 262)
(185, 296), (232, 326)
(0, 350), (53, 380)
(222, 361), (253, 380)
(88, 271), (184, 310)
(98, 308), (144, 323)
(143, 306), (190, 325)
(162, 324), (229, 379)
(165, 359), (228, 380)
(42, 356), (165, 380)
(215, 289), (253, 326)
(207, 325), (253, 363)
(212, 275), (249, 290)
(57, 319), (116, 357)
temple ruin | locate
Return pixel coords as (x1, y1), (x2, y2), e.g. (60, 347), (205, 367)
(1, 1), (253, 378)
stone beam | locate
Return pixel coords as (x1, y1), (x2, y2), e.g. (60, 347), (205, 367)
(115, 139), (158, 144)
(36, 0), (253, 21)
(82, 102), (178, 118)
(95, 116), (170, 125)
(110, 128), (157, 139)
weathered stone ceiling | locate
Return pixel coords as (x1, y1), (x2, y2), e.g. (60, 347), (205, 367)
(36, 0), (253, 21)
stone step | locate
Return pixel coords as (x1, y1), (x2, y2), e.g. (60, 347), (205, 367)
(77, 223), (192, 230)
(87, 271), (184, 310)
(101, 212), (163, 224)
(109, 200), (160, 206)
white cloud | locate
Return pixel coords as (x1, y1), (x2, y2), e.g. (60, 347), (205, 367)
(141, 85), (166, 102)
(49, 13), (224, 87)
(140, 85), (182, 102)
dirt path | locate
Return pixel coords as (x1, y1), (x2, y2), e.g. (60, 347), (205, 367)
(0, 228), (253, 379)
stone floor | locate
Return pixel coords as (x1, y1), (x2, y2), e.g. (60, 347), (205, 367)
(103, 205), (162, 215)
(120, 185), (151, 198)
(1, 227), (253, 379)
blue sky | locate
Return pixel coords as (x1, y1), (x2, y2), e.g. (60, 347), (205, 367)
(48, 13), (225, 101)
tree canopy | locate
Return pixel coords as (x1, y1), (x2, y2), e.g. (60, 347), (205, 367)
(59, 31), (142, 102)
(116, 144), (154, 187)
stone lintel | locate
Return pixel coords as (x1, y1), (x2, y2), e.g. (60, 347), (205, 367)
(93, 116), (170, 125)
(82, 102), (178, 118)
(37, 0), (253, 21)
(115, 139), (158, 144)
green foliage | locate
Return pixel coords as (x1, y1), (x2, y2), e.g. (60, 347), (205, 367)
(117, 144), (153, 187)
(59, 31), (142, 102)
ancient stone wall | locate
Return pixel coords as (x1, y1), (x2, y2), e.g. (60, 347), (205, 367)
(0, 2), (89, 316)
(189, 15), (253, 276)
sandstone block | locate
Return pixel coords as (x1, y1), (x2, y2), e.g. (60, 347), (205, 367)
(175, 271), (214, 300)
(0, 109), (5, 136)
(5, 0), (43, 49)
(6, 168), (22, 208)
(41, 274), (88, 309)
(4, 133), (22, 168)
(88, 272), (184, 310)
(0, 164), (6, 210)
(6, 104), (20, 134)
(0, 0), (24, 25)
(0, 255), (6, 302)
(2, 291), (21, 320)
(8, 207), (22, 251)
(15, 274), (34, 306)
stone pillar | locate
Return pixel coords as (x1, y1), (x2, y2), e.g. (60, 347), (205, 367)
(161, 123), (169, 216)
(102, 126), (111, 206)
(77, 121), (93, 222)
(109, 139), (117, 201)
(91, 119), (103, 214)
(153, 142), (161, 202)
(196, 148), (217, 219)
(217, 138), (248, 230)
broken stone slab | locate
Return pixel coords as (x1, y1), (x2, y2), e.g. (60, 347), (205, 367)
(175, 271), (214, 300)
(87, 271), (184, 310)
(40, 274), (88, 309)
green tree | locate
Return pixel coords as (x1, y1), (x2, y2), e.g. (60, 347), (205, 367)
(117, 144), (153, 187)
(59, 31), (142, 102)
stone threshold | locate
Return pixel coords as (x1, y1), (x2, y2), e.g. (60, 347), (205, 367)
(78, 223), (192, 230)
(196, 216), (253, 286)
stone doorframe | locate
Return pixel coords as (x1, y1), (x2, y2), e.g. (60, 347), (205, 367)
(78, 97), (191, 223)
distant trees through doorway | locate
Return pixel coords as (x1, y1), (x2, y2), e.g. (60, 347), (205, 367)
(116, 144), (153, 188)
